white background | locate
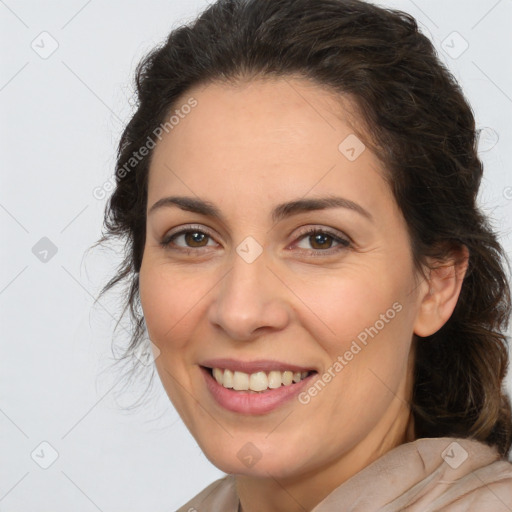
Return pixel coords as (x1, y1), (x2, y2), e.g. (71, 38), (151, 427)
(1, 0), (511, 510)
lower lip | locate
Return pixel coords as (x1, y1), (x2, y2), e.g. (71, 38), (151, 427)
(201, 366), (315, 415)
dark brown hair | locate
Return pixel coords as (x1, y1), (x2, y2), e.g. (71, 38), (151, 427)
(96, 0), (512, 456)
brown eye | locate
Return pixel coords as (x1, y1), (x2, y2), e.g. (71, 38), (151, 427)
(184, 231), (209, 247)
(160, 227), (217, 250)
(308, 232), (335, 250)
(294, 228), (351, 254)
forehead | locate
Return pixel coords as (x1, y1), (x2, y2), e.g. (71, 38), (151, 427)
(153, 75), (362, 155)
(147, 76), (391, 213)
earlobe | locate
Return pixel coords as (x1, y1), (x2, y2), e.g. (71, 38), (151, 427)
(413, 246), (469, 338)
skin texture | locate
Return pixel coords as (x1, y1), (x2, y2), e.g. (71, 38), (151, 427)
(138, 76), (468, 512)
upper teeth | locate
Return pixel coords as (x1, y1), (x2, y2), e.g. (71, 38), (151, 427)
(212, 368), (310, 392)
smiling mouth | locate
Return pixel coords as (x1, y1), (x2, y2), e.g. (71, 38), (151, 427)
(203, 366), (316, 393)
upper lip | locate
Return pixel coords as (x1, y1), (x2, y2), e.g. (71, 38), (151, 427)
(200, 358), (316, 374)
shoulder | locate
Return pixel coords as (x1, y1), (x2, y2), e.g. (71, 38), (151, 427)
(436, 457), (512, 511)
(311, 437), (512, 511)
(397, 437), (512, 511)
(175, 475), (238, 512)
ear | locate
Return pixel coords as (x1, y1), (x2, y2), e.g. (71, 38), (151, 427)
(413, 245), (469, 337)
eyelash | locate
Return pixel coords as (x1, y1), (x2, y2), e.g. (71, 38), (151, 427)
(159, 224), (352, 256)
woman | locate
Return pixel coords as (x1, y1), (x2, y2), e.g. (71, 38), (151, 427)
(97, 0), (512, 510)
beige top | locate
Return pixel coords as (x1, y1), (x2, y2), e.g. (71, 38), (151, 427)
(176, 437), (512, 511)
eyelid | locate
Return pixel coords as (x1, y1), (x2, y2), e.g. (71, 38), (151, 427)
(160, 223), (353, 253)
(291, 225), (352, 246)
(287, 225), (354, 257)
(163, 223), (216, 239)
(161, 224), (220, 247)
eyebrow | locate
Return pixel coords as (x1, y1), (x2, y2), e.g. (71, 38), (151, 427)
(148, 195), (373, 223)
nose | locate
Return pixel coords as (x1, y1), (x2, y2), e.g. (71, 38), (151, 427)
(207, 250), (291, 341)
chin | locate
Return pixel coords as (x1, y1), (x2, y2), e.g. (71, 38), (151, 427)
(199, 437), (312, 479)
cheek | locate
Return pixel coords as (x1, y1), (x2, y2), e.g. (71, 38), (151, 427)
(138, 262), (200, 351)
(295, 271), (400, 341)
(295, 277), (414, 430)
(293, 267), (416, 385)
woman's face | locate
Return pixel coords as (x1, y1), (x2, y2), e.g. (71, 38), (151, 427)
(139, 77), (428, 480)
